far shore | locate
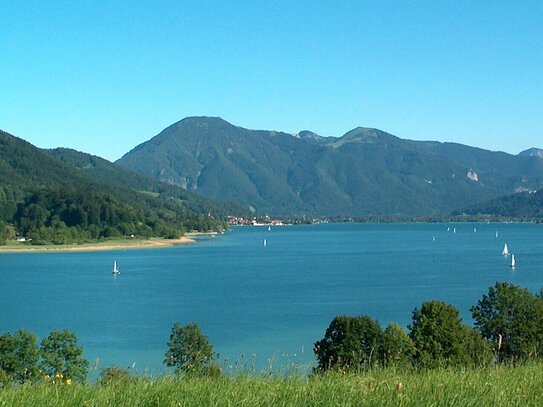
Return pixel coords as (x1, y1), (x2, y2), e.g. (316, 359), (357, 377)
(0, 232), (218, 254)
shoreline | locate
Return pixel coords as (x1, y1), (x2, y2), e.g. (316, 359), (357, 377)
(0, 234), (206, 254)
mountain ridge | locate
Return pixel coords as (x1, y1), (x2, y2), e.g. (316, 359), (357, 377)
(116, 117), (543, 216)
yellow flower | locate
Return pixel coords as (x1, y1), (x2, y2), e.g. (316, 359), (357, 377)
(66, 379), (72, 385)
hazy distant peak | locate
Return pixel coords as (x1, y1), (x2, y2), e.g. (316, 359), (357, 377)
(292, 130), (333, 145)
(331, 127), (398, 148)
(519, 147), (543, 158)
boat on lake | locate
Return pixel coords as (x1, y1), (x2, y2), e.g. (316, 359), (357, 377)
(502, 243), (510, 256)
(112, 260), (120, 275)
(510, 254), (516, 268)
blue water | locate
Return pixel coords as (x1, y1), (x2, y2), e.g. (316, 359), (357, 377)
(1, 223), (543, 375)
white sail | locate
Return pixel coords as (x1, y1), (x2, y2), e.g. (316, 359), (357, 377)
(113, 260), (120, 275)
(502, 243), (510, 256)
(511, 254), (516, 268)
(263, 238), (267, 247)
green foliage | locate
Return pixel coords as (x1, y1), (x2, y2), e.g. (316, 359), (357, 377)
(0, 129), (228, 241)
(0, 329), (39, 383)
(380, 323), (415, 367)
(13, 187), (182, 244)
(39, 329), (89, 383)
(0, 220), (6, 245)
(409, 300), (487, 368)
(47, 147), (249, 218)
(314, 315), (383, 372)
(453, 189), (543, 220)
(98, 366), (133, 386)
(471, 282), (543, 362)
(164, 323), (217, 375)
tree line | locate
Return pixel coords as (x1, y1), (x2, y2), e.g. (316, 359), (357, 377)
(314, 282), (543, 372)
(1, 187), (225, 245)
(2, 282), (543, 386)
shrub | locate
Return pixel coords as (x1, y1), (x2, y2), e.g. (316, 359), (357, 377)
(314, 315), (383, 372)
(380, 323), (415, 367)
(0, 329), (39, 383)
(471, 282), (543, 362)
(409, 300), (476, 368)
(99, 366), (133, 385)
(40, 329), (89, 383)
(164, 323), (217, 375)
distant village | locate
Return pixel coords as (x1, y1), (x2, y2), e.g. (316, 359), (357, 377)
(226, 215), (286, 226)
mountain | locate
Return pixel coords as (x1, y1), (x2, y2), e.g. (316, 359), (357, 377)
(116, 117), (543, 216)
(295, 131), (333, 145)
(519, 148), (543, 159)
(46, 147), (248, 217)
(0, 129), (226, 243)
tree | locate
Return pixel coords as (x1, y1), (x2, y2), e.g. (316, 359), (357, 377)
(409, 300), (476, 368)
(0, 329), (39, 383)
(40, 329), (89, 383)
(471, 282), (543, 362)
(164, 323), (216, 375)
(0, 221), (6, 245)
(380, 323), (415, 367)
(314, 315), (383, 372)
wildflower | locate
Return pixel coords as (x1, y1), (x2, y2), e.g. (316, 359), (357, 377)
(66, 379), (72, 385)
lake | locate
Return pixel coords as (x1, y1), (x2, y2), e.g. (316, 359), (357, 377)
(1, 223), (543, 375)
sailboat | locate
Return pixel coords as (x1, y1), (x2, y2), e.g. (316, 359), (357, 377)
(502, 243), (510, 256)
(268, 226), (271, 231)
(112, 260), (120, 275)
(510, 254), (516, 268)
(263, 238), (267, 247)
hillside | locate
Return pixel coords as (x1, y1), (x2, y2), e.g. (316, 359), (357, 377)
(0, 129), (226, 243)
(452, 189), (543, 220)
(46, 148), (248, 217)
(116, 117), (543, 216)
(519, 148), (543, 159)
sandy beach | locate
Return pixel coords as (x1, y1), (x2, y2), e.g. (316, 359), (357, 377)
(0, 235), (200, 253)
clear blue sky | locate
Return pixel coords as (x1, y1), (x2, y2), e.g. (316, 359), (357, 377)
(2, 1), (542, 161)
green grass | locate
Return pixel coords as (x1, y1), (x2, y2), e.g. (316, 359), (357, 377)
(2, 363), (543, 406)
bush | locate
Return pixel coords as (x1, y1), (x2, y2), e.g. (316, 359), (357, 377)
(409, 300), (480, 368)
(164, 323), (217, 375)
(471, 282), (543, 362)
(380, 323), (415, 367)
(0, 329), (39, 383)
(99, 366), (133, 385)
(314, 315), (383, 372)
(40, 329), (89, 383)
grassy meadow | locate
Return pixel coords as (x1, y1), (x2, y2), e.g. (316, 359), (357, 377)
(2, 363), (543, 407)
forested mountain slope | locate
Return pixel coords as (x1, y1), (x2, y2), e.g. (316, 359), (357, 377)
(117, 117), (543, 216)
